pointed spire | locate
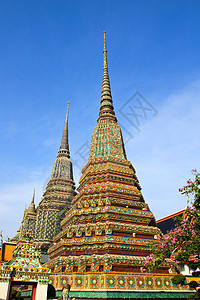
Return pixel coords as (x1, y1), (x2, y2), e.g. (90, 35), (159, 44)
(28, 189), (36, 214)
(98, 31), (117, 123)
(32, 189), (35, 204)
(58, 102), (70, 158)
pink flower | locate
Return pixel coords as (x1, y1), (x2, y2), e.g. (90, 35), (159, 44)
(172, 237), (177, 243)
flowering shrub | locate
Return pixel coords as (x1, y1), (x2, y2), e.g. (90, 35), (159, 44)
(144, 170), (200, 275)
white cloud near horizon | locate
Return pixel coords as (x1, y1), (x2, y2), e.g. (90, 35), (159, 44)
(125, 79), (200, 219)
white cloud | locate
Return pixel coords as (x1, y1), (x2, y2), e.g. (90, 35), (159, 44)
(125, 79), (200, 219)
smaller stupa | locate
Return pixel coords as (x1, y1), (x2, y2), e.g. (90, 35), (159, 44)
(11, 190), (37, 244)
(12, 103), (77, 256)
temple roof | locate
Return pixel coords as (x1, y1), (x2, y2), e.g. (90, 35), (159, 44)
(157, 209), (185, 234)
(0, 241), (51, 284)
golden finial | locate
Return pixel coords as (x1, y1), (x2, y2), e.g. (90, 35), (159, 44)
(103, 31), (107, 53)
(66, 102), (69, 122)
(32, 188), (35, 203)
(58, 101), (70, 158)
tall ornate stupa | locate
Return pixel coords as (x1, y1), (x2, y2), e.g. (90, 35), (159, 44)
(45, 33), (190, 299)
(12, 103), (77, 254)
(34, 102), (76, 251)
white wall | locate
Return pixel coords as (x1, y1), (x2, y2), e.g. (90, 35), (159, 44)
(35, 283), (48, 300)
(0, 282), (10, 300)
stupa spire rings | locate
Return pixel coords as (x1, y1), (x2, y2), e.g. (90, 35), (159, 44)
(12, 101), (76, 249)
(32, 188), (35, 204)
(98, 32), (117, 123)
(28, 189), (36, 214)
(34, 99), (76, 248)
(58, 101), (70, 158)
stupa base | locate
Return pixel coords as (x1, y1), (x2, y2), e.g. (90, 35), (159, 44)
(50, 272), (193, 299)
(67, 290), (193, 300)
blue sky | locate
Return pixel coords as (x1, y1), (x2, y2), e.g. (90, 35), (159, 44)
(0, 0), (200, 238)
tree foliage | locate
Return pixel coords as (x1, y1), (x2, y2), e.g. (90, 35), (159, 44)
(143, 170), (200, 297)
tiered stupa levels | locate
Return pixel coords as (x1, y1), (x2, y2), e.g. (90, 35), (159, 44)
(11, 190), (37, 244)
(11, 103), (76, 257)
(45, 34), (187, 296)
(47, 54), (161, 262)
(34, 103), (77, 250)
